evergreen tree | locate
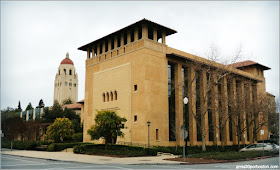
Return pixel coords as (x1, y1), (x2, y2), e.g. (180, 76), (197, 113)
(25, 102), (33, 111)
(17, 101), (22, 112)
(37, 99), (45, 108)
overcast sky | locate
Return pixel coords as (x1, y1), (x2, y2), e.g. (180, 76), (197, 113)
(1, 1), (279, 110)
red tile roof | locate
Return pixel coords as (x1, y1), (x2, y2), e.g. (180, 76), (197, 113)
(61, 58), (74, 65)
(228, 60), (270, 70)
(62, 103), (81, 109)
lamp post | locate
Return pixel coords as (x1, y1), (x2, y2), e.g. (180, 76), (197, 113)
(183, 97), (188, 160)
(147, 121), (151, 148)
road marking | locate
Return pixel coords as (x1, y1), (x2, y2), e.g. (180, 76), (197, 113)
(2, 162), (71, 167)
(44, 165), (133, 170)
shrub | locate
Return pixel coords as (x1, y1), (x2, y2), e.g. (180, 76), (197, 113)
(74, 144), (158, 157)
(46, 142), (82, 152)
(72, 133), (83, 142)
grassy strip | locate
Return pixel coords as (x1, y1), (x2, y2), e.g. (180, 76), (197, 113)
(188, 151), (276, 160)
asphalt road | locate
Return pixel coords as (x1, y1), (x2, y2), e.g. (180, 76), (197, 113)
(1, 154), (279, 170)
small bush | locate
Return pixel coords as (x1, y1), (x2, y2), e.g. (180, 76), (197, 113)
(47, 144), (55, 151)
(46, 142), (82, 152)
(72, 133), (83, 142)
(73, 145), (81, 153)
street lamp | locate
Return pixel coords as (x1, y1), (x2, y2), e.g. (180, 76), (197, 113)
(147, 121), (151, 148)
(183, 97), (188, 159)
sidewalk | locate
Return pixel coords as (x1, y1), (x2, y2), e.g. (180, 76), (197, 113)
(1, 149), (183, 165)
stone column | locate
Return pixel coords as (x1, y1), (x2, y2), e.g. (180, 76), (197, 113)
(33, 109), (36, 120)
(221, 77), (230, 145)
(134, 27), (139, 41)
(247, 82), (254, 143)
(162, 31), (166, 44)
(120, 33), (124, 46)
(200, 70), (209, 143)
(153, 28), (157, 42)
(230, 78), (238, 144)
(92, 47), (95, 58)
(212, 74), (220, 145)
(252, 84), (260, 141)
(102, 41), (106, 54)
(26, 110), (29, 121)
(127, 31), (131, 43)
(142, 24), (148, 39)
(97, 44), (100, 55)
(238, 81), (247, 144)
(174, 63), (184, 146)
(114, 36), (118, 48)
(188, 66), (197, 145)
(108, 40), (112, 51)
(87, 48), (90, 59)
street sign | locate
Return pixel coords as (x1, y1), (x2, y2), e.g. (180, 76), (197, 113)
(181, 130), (188, 139)
(261, 130), (264, 135)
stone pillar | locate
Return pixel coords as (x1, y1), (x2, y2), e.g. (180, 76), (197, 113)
(212, 74), (220, 145)
(174, 63), (184, 146)
(247, 82), (254, 143)
(200, 70), (209, 143)
(92, 47), (95, 58)
(153, 28), (157, 42)
(238, 81), (247, 144)
(120, 34), (124, 46)
(33, 109), (36, 120)
(26, 110), (29, 121)
(221, 77), (230, 145)
(87, 48), (90, 59)
(134, 27), (139, 41)
(20, 112), (22, 118)
(127, 31), (131, 43)
(142, 24), (148, 39)
(97, 44), (100, 55)
(230, 78), (238, 144)
(162, 31), (166, 44)
(102, 42), (106, 54)
(188, 66), (197, 145)
(40, 108), (43, 119)
(114, 36), (118, 48)
(252, 84), (260, 141)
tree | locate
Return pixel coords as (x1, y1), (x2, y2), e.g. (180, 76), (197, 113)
(46, 117), (74, 142)
(25, 102), (33, 111)
(42, 100), (79, 123)
(17, 101), (22, 112)
(37, 99), (45, 108)
(1, 116), (25, 150)
(62, 98), (74, 105)
(87, 110), (127, 150)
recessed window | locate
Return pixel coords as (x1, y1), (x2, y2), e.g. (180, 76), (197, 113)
(74, 83), (76, 87)
(69, 69), (72, 75)
(103, 93), (105, 102)
(134, 115), (137, 122)
(64, 69), (66, 75)
(59, 70), (60, 75)
(134, 85), (137, 92)
(114, 91), (117, 100)
(65, 82), (67, 86)
(110, 92), (113, 101)
(156, 129), (159, 140)
(106, 92), (109, 102)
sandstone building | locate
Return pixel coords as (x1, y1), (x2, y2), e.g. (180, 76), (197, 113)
(53, 52), (78, 104)
(78, 19), (274, 146)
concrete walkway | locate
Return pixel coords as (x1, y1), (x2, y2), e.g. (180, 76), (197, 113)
(1, 149), (183, 165)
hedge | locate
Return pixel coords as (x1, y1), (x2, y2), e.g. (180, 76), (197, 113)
(46, 142), (83, 152)
(1, 141), (52, 150)
(74, 144), (158, 156)
(72, 133), (83, 142)
(154, 145), (241, 155)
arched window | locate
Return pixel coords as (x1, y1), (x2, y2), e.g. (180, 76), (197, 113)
(110, 92), (113, 101)
(74, 83), (76, 87)
(59, 70), (60, 75)
(114, 91), (117, 100)
(65, 82), (67, 86)
(106, 92), (109, 102)
(103, 93), (105, 102)
(69, 83), (72, 86)
(64, 69), (66, 75)
(69, 69), (72, 75)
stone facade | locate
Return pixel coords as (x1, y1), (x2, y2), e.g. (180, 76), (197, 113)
(53, 53), (78, 104)
(78, 19), (274, 146)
